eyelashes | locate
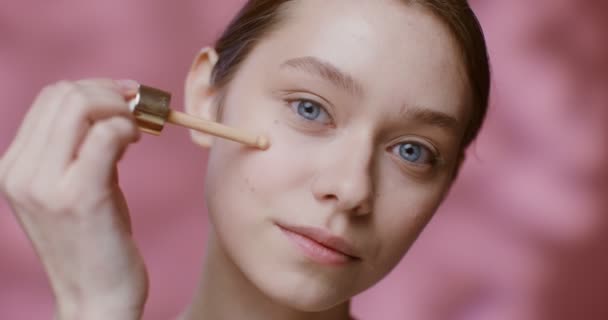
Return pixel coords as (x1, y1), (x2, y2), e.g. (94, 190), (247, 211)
(389, 142), (438, 167)
(284, 97), (441, 168)
(288, 99), (332, 124)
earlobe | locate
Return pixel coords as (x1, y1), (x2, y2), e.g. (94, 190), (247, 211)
(185, 47), (220, 148)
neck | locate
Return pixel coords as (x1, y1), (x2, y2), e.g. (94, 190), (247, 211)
(180, 229), (353, 320)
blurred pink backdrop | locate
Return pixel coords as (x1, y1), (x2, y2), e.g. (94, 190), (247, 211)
(1, 0), (607, 319)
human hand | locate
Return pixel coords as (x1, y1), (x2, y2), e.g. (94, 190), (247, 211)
(0, 79), (148, 320)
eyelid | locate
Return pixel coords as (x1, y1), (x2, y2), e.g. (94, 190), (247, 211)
(389, 136), (438, 154)
(282, 94), (337, 126)
(278, 90), (336, 118)
(288, 99), (334, 127)
(388, 138), (444, 168)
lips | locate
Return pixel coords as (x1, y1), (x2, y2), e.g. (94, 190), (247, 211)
(277, 222), (360, 263)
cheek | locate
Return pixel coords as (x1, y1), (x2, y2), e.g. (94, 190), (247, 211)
(369, 177), (447, 272)
(204, 119), (320, 220)
(214, 93), (316, 199)
(243, 115), (341, 198)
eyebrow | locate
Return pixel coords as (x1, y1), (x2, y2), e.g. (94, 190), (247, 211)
(400, 105), (460, 133)
(280, 56), (364, 98)
(281, 56), (460, 133)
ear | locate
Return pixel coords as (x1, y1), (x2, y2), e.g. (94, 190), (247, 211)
(185, 47), (220, 148)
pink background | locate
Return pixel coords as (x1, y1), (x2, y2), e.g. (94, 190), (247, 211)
(1, 0), (607, 319)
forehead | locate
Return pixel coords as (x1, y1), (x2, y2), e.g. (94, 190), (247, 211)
(244, 0), (469, 123)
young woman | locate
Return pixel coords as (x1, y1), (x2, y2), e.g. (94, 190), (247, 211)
(0, 0), (490, 319)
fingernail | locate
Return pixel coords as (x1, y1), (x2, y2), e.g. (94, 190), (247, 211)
(115, 79), (140, 94)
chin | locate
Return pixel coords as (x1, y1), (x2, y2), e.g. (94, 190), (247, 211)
(244, 260), (357, 312)
(265, 279), (352, 312)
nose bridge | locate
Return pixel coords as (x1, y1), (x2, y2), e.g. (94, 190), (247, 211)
(312, 131), (375, 213)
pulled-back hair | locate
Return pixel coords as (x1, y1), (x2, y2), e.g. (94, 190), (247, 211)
(211, 0), (490, 149)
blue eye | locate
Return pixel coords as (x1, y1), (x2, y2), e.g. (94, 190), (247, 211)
(392, 142), (436, 165)
(289, 99), (332, 124)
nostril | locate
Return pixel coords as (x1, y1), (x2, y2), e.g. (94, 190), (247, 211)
(322, 194), (338, 201)
(353, 202), (372, 216)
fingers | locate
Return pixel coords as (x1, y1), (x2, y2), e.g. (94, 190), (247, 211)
(67, 115), (140, 186)
(0, 81), (72, 182)
(0, 79), (140, 196)
(39, 80), (139, 179)
(0, 79), (150, 312)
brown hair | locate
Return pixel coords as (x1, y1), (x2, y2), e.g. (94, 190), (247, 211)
(211, 0), (490, 149)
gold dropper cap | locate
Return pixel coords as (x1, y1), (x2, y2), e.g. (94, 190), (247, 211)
(128, 85), (171, 135)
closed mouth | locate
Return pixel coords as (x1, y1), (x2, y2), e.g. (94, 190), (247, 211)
(276, 222), (361, 265)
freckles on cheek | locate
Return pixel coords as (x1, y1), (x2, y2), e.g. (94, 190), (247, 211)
(242, 135), (315, 199)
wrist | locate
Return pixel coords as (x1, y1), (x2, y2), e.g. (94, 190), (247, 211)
(55, 306), (143, 320)
(55, 296), (145, 320)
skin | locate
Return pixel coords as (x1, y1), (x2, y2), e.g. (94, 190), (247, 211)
(0, 79), (147, 320)
(0, 0), (470, 319)
(184, 0), (469, 319)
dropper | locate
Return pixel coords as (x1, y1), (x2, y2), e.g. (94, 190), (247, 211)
(128, 84), (270, 150)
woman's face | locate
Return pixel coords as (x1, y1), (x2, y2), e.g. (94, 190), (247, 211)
(199, 0), (469, 311)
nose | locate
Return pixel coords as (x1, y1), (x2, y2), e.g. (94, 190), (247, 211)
(311, 136), (375, 216)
